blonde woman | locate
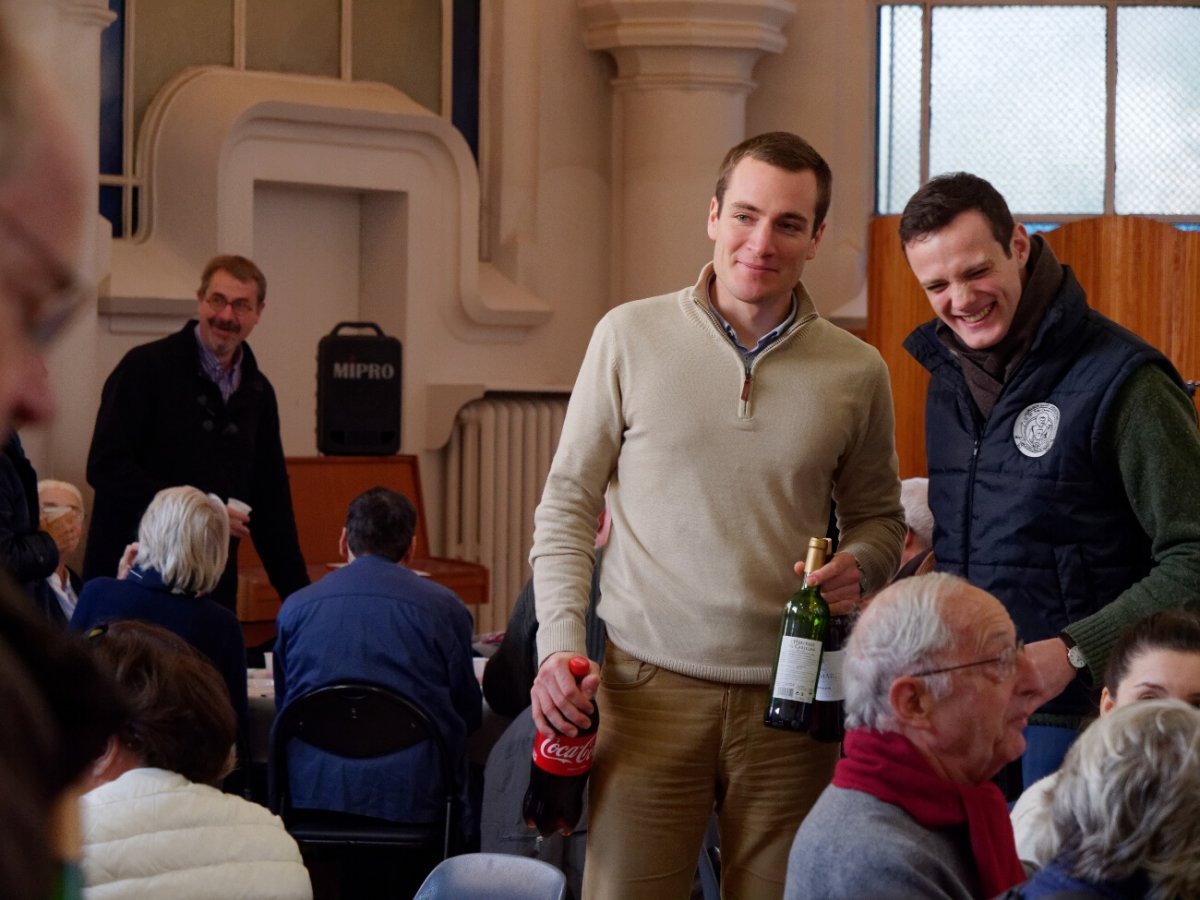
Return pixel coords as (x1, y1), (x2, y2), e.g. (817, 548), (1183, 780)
(70, 486), (247, 749)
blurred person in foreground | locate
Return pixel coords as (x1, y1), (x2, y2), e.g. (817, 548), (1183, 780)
(79, 620), (311, 899)
(0, 5), (128, 896)
(39, 478), (86, 619)
(530, 131), (905, 899)
(1010, 608), (1200, 867)
(70, 485), (249, 751)
(900, 173), (1200, 786)
(998, 699), (1200, 900)
(785, 573), (1042, 900)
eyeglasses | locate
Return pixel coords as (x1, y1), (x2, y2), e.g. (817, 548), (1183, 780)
(911, 638), (1025, 681)
(203, 294), (259, 316)
(0, 205), (89, 348)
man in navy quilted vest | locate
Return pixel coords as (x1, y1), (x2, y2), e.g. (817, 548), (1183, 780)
(900, 172), (1200, 790)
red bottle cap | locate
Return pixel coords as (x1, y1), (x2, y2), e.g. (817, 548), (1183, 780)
(568, 656), (590, 678)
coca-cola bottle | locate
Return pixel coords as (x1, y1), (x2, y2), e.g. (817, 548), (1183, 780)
(523, 655), (597, 837)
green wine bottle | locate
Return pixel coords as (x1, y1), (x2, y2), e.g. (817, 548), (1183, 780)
(764, 537), (831, 731)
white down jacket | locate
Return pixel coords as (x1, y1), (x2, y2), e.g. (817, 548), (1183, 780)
(81, 768), (312, 900)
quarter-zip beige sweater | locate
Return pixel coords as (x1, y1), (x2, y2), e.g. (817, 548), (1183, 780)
(532, 264), (905, 683)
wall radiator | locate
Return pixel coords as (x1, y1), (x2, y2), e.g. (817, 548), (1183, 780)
(444, 394), (569, 632)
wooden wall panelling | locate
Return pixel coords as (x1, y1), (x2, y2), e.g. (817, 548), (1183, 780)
(1043, 216), (1200, 388)
(866, 214), (930, 479)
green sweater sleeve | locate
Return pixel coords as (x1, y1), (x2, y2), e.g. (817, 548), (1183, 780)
(1064, 364), (1200, 682)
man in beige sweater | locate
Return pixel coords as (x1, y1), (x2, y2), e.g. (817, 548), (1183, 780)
(530, 132), (905, 899)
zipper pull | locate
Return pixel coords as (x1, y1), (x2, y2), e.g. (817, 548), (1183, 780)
(740, 372), (752, 402)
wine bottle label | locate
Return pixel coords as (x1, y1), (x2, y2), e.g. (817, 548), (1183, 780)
(532, 730), (597, 777)
(770, 636), (823, 702)
(815, 649), (845, 701)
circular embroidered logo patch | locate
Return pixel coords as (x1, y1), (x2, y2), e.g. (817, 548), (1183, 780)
(1013, 402), (1060, 458)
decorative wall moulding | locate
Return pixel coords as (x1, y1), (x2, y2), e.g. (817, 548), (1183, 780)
(107, 67), (550, 340)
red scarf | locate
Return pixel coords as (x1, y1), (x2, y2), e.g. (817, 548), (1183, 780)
(833, 729), (1025, 898)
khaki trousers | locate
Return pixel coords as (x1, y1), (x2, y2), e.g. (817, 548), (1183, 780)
(582, 642), (839, 900)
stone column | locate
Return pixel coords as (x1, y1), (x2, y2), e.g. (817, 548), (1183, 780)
(579, 0), (795, 305)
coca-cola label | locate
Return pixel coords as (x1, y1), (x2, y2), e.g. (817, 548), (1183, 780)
(531, 730), (596, 777)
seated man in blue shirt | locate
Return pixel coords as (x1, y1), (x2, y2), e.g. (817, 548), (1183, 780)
(274, 486), (481, 832)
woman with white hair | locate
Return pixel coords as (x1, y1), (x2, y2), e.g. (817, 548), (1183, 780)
(70, 486), (248, 753)
(999, 699), (1200, 899)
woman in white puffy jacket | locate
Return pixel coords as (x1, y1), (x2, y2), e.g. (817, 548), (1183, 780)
(79, 619), (312, 900)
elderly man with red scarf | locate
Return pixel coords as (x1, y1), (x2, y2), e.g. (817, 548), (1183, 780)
(785, 573), (1043, 900)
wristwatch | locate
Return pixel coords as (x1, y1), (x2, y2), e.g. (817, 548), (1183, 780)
(1060, 633), (1087, 670)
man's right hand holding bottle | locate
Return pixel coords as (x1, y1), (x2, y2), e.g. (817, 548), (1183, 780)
(531, 650), (601, 737)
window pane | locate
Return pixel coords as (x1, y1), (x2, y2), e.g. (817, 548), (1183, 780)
(354, 0), (441, 113)
(1115, 7), (1200, 214)
(877, 5), (923, 214)
(134, 0), (233, 140)
(99, 0), (124, 177)
(929, 6), (1107, 215)
(246, 0), (340, 78)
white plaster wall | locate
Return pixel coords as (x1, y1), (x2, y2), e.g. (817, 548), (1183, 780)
(748, 0), (877, 321)
(252, 184), (363, 455)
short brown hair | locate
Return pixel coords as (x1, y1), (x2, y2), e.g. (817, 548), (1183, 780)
(88, 620), (236, 786)
(713, 132), (833, 234)
(899, 172), (1016, 254)
(199, 254), (267, 306)
(345, 486), (417, 562)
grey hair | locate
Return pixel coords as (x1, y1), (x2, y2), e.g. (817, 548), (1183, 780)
(36, 479), (83, 507)
(900, 477), (933, 548)
(844, 572), (963, 731)
(1046, 699), (1200, 900)
(134, 486), (229, 595)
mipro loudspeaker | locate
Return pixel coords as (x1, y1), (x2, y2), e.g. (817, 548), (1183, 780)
(316, 321), (402, 455)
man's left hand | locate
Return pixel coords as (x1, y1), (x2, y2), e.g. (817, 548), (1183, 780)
(1023, 637), (1077, 708)
(796, 552), (861, 615)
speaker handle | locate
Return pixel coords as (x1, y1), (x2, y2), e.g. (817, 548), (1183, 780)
(329, 321), (385, 336)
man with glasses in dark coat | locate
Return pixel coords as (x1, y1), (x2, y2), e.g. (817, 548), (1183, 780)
(83, 255), (309, 613)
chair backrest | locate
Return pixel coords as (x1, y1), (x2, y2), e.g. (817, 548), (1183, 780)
(268, 682), (458, 854)
(413, 852), (568, 900)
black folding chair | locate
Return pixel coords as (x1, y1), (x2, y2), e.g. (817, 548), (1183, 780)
(268, 682), (459, 860)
